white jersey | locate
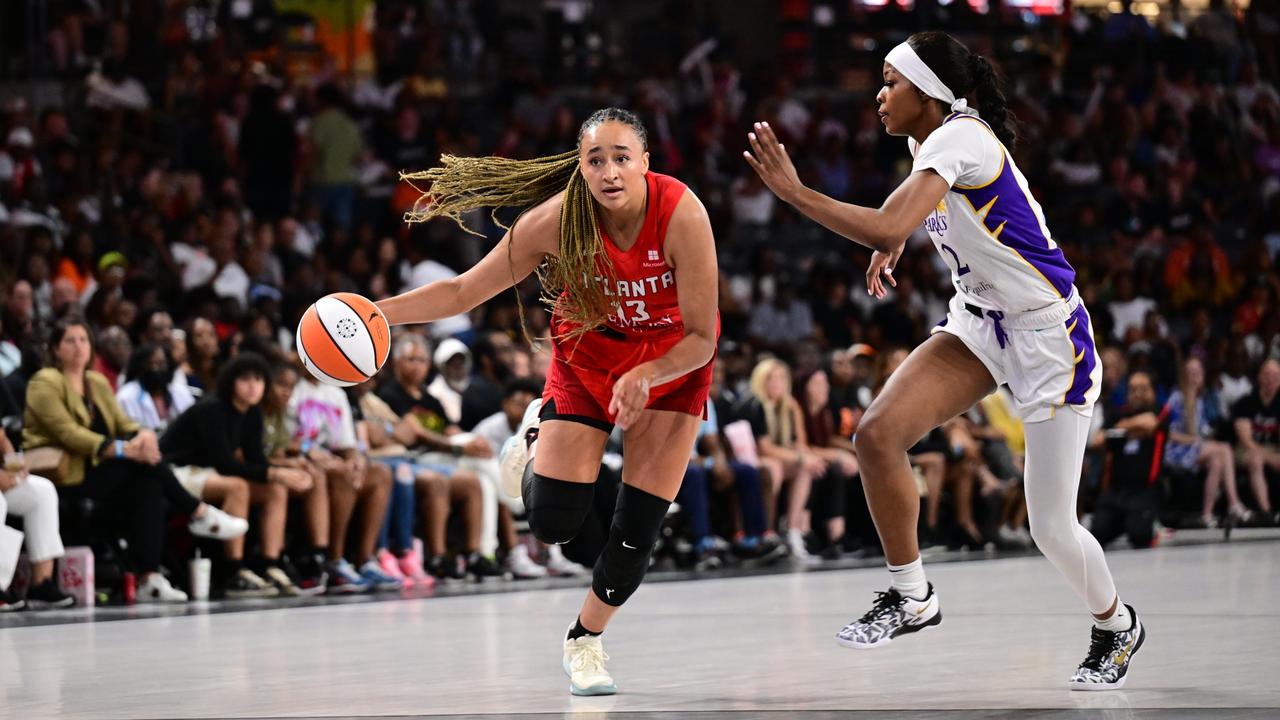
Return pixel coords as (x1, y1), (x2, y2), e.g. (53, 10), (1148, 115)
(910, 113), (1076, 314)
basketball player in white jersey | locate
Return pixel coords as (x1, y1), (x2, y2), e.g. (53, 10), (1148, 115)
(744, 31), (1144, 689)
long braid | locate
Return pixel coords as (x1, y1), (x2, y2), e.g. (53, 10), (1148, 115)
(401, 108), (646, 340)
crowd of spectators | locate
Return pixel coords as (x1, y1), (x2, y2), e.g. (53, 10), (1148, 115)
(3, 0), (1280, 608)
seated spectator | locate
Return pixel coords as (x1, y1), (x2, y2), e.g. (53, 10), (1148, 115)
(1164, 357), (1251, 527)
(1231, 358), (1280, 525)
(91, 325), (130, 392)
(181, 317), (220, 396)
(740, 357), (820, 563)
(1090, 371), (1169, 549)
(353, 377), (489, 583)
(795, 368), (859, 557)
(259, 361), (332, 594)
(116, 343), (196, 433)
(22, 318), (247, 602)
(287, 355), (400, 593)
(160, 353), (309, 597)
(0, 430), (73, 610)
(377, 334), (503, 579)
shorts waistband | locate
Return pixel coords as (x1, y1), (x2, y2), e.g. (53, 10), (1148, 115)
(963, 293), (1081, 331)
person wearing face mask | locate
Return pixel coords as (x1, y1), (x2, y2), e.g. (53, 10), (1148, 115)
(116, 343), (196, 433)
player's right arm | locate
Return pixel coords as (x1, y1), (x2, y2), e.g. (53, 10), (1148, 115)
(378, 193), (563, 327)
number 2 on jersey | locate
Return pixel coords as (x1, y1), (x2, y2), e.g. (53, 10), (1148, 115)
(616, 300), (650, 325)
(940, 242), (971, 276)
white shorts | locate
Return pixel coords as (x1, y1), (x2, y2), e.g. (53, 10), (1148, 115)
(932, 293), (1101, 423)
(172, 465), (216, 500)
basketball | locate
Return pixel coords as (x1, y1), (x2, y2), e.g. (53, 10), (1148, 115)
(295, 292), (391, 387)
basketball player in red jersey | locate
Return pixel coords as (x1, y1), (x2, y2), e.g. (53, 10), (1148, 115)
(377, 108), (719, 695)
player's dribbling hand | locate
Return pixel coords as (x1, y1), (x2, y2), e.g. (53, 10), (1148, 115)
(866, 244), (904, 298)
(743, 122), (804, 203)
(609, 367), (653, 431)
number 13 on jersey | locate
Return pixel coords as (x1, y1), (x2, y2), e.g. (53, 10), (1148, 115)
(615, 300), (650, 326)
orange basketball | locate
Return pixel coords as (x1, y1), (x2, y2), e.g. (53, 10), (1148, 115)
(295, 292), (391, 387)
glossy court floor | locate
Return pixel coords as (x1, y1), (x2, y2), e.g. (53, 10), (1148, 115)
(3, 537), (1278, 720)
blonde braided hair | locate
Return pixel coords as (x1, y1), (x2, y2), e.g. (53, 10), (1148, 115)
(400, 108), (649, 340)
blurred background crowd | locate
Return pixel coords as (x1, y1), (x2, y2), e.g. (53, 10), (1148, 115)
(2, 0), (1280, 607)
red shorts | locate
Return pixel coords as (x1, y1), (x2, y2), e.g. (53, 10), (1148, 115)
(541, 325), (715, 432)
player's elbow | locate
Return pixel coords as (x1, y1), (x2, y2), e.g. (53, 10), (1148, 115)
(866, 213), (908, 253)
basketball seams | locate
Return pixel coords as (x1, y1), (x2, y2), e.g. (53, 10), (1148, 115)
(302, 303), (366, 382)
(331, 293), (381, 376)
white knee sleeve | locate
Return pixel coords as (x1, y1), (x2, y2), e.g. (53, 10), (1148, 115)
(1024, 408), (1118, 615)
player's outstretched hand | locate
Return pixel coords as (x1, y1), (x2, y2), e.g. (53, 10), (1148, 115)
(866, 244), (904, 298)
(609, 367), (653, 431)
(743, 121), (804, 204)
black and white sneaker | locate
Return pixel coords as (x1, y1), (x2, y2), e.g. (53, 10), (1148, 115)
(1069, 604), (1145, 691)
(836, 583), (942, 649)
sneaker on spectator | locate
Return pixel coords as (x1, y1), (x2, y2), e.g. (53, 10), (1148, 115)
(359, 558), (405, 591)
(377, 549), (411, 588)
(787, 528), (819, 565)
(138, 572), (188, 603)
(427, 554), (466, 581)
(1227, 504), (1254, 526)
(466, 552), (505, 581)
(998, 524), (1033, 548)
(225, 568), (280, 599)
(545, 545), (588, 576)
(188, 506), (249, 541)
(25, 577), (75, 609)
(500, 397), (542, 499)
(287, 553), (328, 597)
(398, 548), (436, 589)
(505, 544), (548, 579)
(327, 559), (373, 594)
(263, 565), (303, 596)
(0, 586), (26, 612)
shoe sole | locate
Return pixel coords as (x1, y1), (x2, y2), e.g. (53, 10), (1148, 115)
(563, 655), (617, 696)
(836, 610), (943, 650)
(226, 590), (281, 599)
(26, 597), (76, 610)
(326, 583), (372, 595)
(1069, 619), (1145, 692)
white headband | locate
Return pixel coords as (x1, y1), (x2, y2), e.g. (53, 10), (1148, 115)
(885, 42), (976, 117)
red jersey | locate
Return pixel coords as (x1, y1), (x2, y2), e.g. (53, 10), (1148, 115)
(543, 171), (717, 426)
(557, 171), (689, 338)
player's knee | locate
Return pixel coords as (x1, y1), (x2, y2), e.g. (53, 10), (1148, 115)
(524, 470), (595, 545)
(853, 415), (899, 461)
(592, 484), (670, 607)
(1029, 515), (1074, 555)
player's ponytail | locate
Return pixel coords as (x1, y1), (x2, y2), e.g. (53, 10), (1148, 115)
(967, 53), (1017, 151)
(907, 32), (1018, 151)
(401, 107), (650, 340)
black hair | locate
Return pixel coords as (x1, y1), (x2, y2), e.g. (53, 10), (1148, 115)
(216, 351), (272, 404)
(503, 378), (542, 401)
(124, 342), (172, 386)
(577, 107), (649, 151)
(907, 32), (1017, 151)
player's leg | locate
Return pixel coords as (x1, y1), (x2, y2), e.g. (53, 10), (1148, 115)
(837, 332), (994, 649)
(563, 408), (701, 696)
(1022, 408), (1145, 690)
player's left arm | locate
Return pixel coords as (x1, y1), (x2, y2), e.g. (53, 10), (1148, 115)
(609, 191), (718, 430)
(744, 121), (949, 253)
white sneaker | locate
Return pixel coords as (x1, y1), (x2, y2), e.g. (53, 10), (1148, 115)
(998, 524), (1032, 548)
(499, 398), (541, 500)
(505, 544), (549, 579)
(138, 572), (189, 603)
(546, 545), (588, 576)
(188, 505), (249, 541)
(562, 630), (617, 696)
(836, 583), (942, 649)
(787, 528), (818, 565)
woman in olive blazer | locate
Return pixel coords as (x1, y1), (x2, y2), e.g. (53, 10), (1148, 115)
(22, 318), (249, 602)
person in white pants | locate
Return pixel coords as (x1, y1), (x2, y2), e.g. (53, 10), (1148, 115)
(1, 433), (73, 610)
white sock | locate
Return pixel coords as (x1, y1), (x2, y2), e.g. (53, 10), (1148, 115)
(1095, 601), (1132, 632)
(887, 557), (928, 599)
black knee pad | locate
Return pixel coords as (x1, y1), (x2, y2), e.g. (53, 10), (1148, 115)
(592, 484), (671, 607)
(523, 465), (595, 545)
